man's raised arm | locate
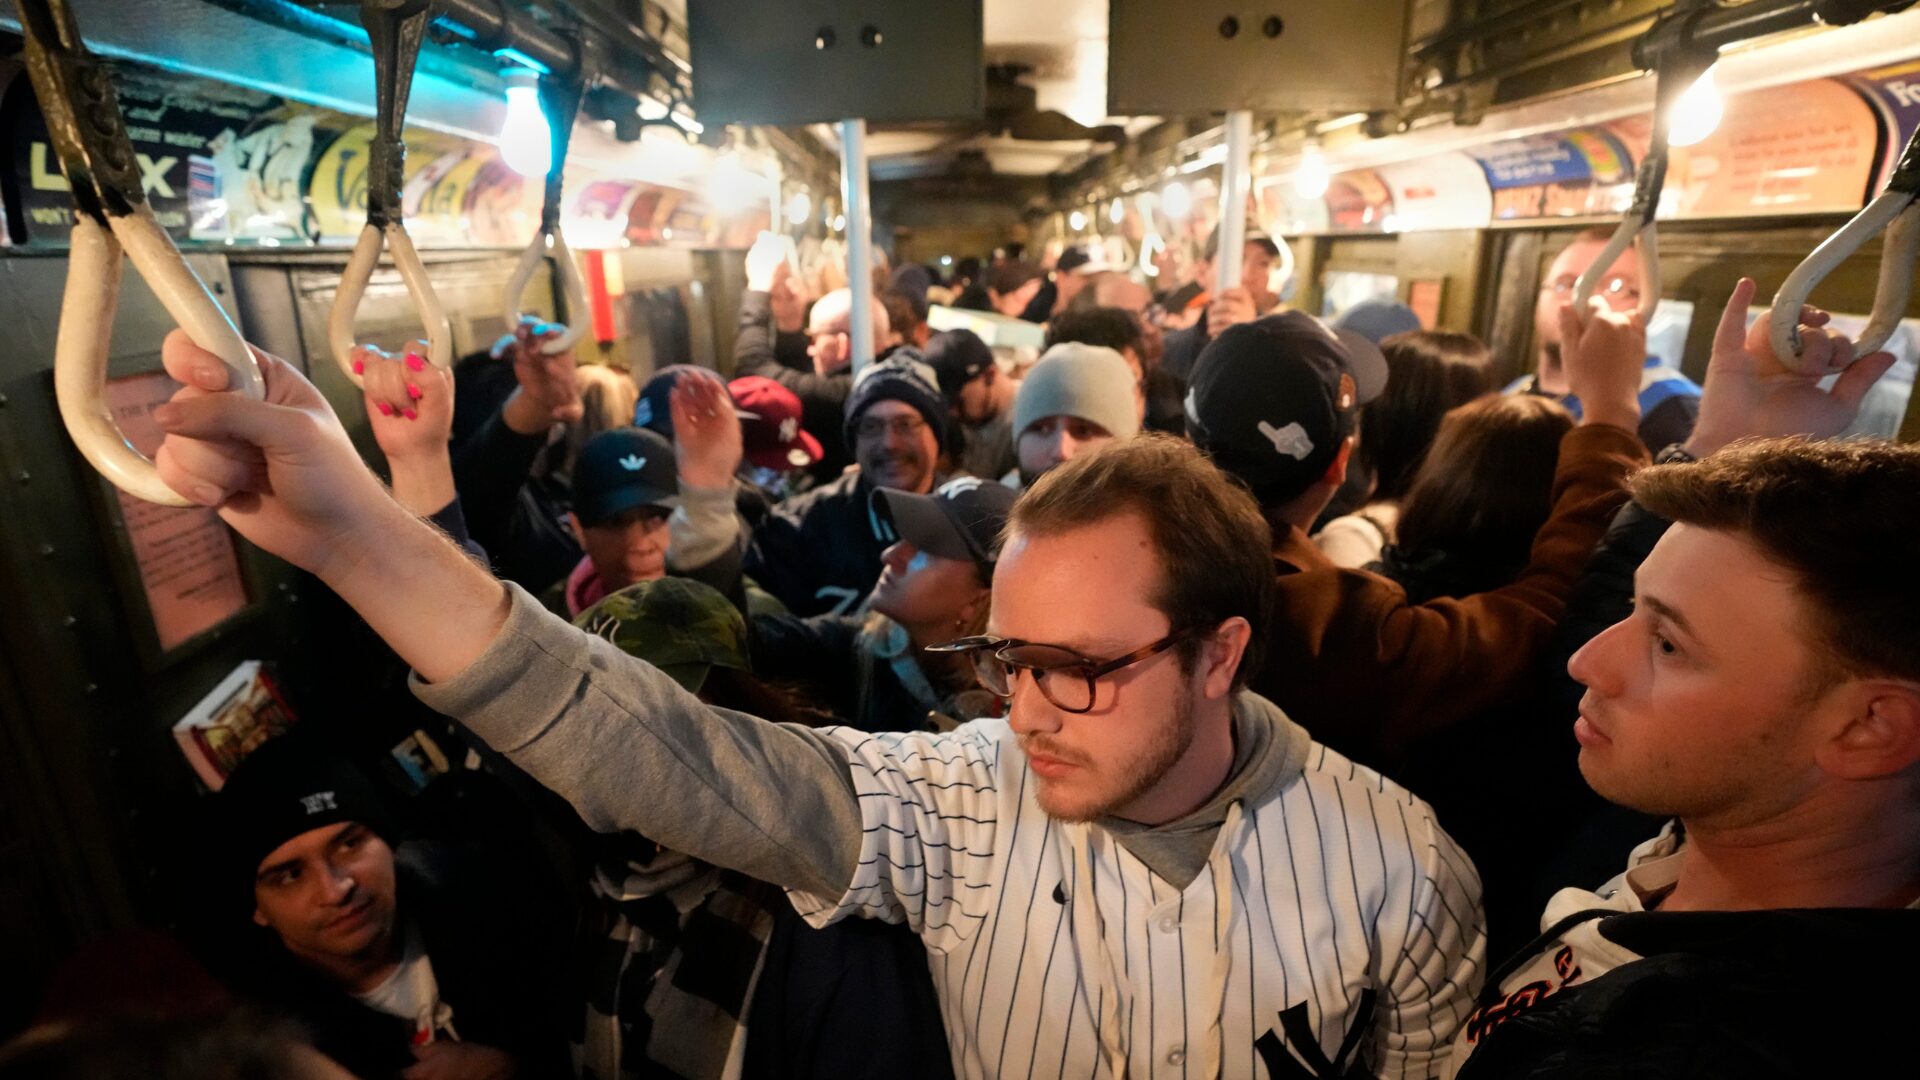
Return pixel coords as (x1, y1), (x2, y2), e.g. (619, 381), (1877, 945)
(149, 330), (864, 897)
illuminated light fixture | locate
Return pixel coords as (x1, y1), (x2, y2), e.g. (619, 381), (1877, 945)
(1667, 64), (1724, 148)
(940, 254), (953, 266)
(1109, 198), (1124, 225)
(785, 190), (812, 225)
(671, 110), (704, 136)
(637, 96), (670, 121)
(831, 213), (846, 232)
(1161, 180), (1193, 220)
(1294, 139), (1331, 201)
(499, 68), (552, 177)
(1069, 209), (1088, 231)
(708, 152), (764, 217)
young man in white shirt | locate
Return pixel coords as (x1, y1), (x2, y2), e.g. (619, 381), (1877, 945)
(149, 337), (1484, 1076)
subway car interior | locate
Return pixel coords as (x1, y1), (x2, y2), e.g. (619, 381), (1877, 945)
(2, 0), (1919, 1075)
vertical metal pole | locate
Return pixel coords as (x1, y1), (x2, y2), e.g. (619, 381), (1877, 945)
(1217, 109), (1254, 300)
(839, 117), (876, 372)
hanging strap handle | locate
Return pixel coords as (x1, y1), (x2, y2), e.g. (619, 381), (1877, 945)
(1769, 127), (1920, 373)
(330, 0), (452, 387)
(504, 53), (592, 353)
(20, 0), (263, 507)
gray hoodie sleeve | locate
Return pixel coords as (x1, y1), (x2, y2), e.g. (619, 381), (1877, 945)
(409, 583), (863, 897)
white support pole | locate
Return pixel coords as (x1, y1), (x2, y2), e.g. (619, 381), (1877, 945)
(838, 117), (876, 372)
(1217, 109), (1254, 298)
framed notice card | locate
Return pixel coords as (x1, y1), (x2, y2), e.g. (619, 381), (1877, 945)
(100, 369), (252, 657)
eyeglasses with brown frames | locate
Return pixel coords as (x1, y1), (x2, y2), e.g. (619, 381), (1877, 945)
(926, 629), (1199, 714)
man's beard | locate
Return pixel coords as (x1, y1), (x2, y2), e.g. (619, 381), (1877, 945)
(1030, 692), (1197, 823)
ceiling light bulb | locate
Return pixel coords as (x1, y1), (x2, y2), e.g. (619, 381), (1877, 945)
(1294, 141), (1330, 201)
(1161, 181), (1193, 220)
(1667, 65), (1724, 148)
(499, 69), (552, 178)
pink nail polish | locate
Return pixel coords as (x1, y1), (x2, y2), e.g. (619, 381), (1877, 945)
(402, 407), (418, 420)
(352, 359), (365, 375)
(376, 402), (393, 416)
(405, 353), (425, 372)
(407, 383), (422, 400)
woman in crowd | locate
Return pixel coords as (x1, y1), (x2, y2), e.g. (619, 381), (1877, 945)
(1316, 330), (1494, 567)
(1372, 394), (1576, 603)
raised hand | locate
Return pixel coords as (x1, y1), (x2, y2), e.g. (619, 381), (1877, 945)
(1205, 286), (1259, 339)
(359, 340), (456, 516)
(497, 316), (582, 433)
(152, 330), (393, 577)
(670, 369), (743, 490)
(1555, 299), (1647, 433)
(768, 260), (808, 333)
(1683, 277), (1897, 458)
(745, 230), (787, 293)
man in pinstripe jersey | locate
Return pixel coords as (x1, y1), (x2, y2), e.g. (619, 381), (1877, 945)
(146, 331), (1487, 1078)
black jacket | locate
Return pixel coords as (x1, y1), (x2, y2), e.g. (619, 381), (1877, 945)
(1458, 907), (1920, 1079)
(750, 612), (973, 732)
(230, 842), (574, 1080)
(731, 290), (853, 482)
(743, 470), (893, 617)
(451, 408), (579, 595)
(1395, 500), (1671, 962)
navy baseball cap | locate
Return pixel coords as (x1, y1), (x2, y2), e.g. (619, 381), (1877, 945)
(1186, 312), (1382, 506)
(872, 475), (1019, 577)
(572, 428), (680, 527)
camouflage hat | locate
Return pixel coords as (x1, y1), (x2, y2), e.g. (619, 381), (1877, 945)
(573, 578), (750, 693)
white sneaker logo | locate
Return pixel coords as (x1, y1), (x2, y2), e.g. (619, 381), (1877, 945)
(1258, 420), (1314, 460)
(619, 454), (647, 472)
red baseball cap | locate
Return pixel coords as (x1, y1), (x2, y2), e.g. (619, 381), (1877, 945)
(729, 376), (823, 471)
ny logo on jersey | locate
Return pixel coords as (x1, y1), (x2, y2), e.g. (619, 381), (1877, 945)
(1254, 989), (1375, 1079)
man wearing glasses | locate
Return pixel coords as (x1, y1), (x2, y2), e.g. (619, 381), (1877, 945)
(1510, 228), (1701, 451)
(146, 323), (1485, 1076)
(745, 353), (951, 616)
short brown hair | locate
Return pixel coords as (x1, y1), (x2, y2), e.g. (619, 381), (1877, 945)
(1007, 434), (1276, 687)
(1630, 438), (1920, 685)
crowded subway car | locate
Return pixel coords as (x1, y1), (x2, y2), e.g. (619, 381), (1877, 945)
(1, 0), (1918, 1076)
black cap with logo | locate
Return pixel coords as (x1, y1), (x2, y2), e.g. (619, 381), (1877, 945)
(872, 475), (1019, 578)
(572, 428), (680, 527)
(1185, 311), (1389, 507)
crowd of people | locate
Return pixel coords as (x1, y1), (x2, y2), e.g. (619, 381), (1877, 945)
(6, 222), (1918, 1080)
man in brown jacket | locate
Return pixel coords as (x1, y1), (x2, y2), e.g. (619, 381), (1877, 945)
(1184, 308), (1649, 768)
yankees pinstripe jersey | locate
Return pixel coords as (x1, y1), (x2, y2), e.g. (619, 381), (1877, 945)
(788, 696), (1486, 1079)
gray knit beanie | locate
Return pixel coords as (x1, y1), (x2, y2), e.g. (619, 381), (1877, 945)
(1011, 343), (1142, 440)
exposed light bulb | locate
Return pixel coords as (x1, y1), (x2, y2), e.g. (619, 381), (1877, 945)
(708, 152), (763, 217)
(1161, 181), (1192, 220)
(1069, 209), (1088, 232)
(785, 191), (812, 226)
(1294, 141), (1330, 201)
(1667, 65), (1723, 148)
(831, 213), (846, 232)
(1109, 198), (1124, 224)
(499, 69), (552, 178)
(636, 96), (670, 121)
